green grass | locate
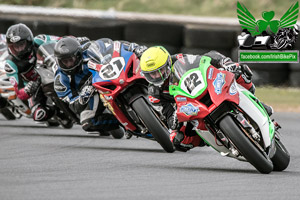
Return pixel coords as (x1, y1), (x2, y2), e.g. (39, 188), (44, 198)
(0, 0), (298, 18)
(256, 86), (300, 112)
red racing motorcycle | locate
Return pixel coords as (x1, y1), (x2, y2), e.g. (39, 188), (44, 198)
(88, 40), (174, 152)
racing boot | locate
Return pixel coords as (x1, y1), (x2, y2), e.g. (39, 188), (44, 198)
(169, 125), (202, 152)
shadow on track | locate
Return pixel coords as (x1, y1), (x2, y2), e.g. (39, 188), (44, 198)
(12, 133), (166, 153)
(140, 164), (262, 174)
(140, 163), (300, 175)
(0, 124), (57, 129)
(17, 132), (99, 139)
(72, 145), (165, 153)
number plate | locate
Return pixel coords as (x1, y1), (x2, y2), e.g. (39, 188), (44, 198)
(180, 71), (205, 96)
(99, 57), (125, 80)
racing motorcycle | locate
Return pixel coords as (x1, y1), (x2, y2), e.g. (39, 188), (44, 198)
(169, 55), (290, 173)
(0, 40), (31, 120)
(35, 42), (78, 128)
(88, 40), (174, 152)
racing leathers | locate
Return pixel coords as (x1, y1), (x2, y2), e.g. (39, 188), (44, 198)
(148, 51), (255, 152)
(54, 38), (146, 132)
(4, 35), (60, 121)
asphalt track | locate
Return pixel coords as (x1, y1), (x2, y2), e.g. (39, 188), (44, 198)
(0, 112), (299, 200)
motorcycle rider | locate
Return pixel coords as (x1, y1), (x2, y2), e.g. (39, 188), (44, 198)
(140, 46), (273, 152)
(4, 23), (63, 123)
(4, 23), (89, 124)
(53, 37), (146, 135)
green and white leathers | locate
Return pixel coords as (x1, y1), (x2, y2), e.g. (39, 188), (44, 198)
(169, 56), (290, 173)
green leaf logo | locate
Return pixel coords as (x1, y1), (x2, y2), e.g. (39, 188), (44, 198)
(262, 11), (275, 22)
(237, 1), (299, 36)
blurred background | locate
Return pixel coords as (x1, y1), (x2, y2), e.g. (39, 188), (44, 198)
(0, 0), (299, 111)
(0, 0), (297, 17)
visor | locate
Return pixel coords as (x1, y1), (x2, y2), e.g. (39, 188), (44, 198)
(57, 50), (82, 75)
(61, 56), (77, 68)
(7, 40), (27, 58)
(143, 63), (170, 86)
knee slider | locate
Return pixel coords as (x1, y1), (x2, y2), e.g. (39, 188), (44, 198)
(32, 105), (54, 121)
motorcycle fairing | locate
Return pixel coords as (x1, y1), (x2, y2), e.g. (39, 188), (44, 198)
(170, 56), (239, 123)
(92, 42), (143, 131)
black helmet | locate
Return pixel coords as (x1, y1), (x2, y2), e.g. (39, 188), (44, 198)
(54, 37), (83, 75)
(6, 23), (34, 60)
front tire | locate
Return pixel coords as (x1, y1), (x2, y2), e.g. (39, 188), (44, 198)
(271, 137), (290, 171)
(219, 115), (273, 174)
(131, 97), (175, 153)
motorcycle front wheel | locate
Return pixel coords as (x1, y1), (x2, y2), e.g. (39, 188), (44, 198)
(219, 115), (273, 174)
(131, 97), (175, 153)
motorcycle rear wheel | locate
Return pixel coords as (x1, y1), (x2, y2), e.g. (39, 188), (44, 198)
(59, 119), (73, 129)
(271, 136), (290, 171)
(131, 97), (175, 153)
(110, 127), (125, 139)
(219, 115), (273, 174)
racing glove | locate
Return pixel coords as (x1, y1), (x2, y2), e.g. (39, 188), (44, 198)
(237, 64), (253, 84)
(129, 43), (148, 58)
(24, 79), (41, 96)
(76, 37), (90, 45)
(78, 85), (95, 105)
(220, 58), (253, 83)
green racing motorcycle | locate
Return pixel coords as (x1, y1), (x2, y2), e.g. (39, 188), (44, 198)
(169, 55), (290, 174)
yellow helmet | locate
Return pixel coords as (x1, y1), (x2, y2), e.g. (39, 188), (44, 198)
(140, 46), (172, 86)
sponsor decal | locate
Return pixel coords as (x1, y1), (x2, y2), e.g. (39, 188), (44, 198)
(148, 95), (160, 103)
(34, 108), (46, 121)
(229, 82), (237, 95)
(176, 97), (187, 102)
(10, 36), (21, 43)
(176, 54), (185, 65)
(208, 68), (214, 80)
(4, 63), (16, 74)
(114, 41), (121, 52)
(213, 73), (226, 95)
(186, 55), (197, 64)
(179, 103), (199, 116)
(54, 74), (67, 92)
(88, 60), (98, 70)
